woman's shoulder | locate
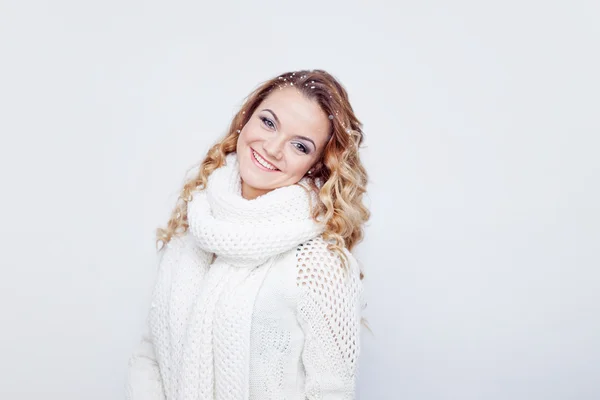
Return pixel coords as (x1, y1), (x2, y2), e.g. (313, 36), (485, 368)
(274, 235), (361, 294)
(295, 235), (360, 274)
(291, 235), (365, 331)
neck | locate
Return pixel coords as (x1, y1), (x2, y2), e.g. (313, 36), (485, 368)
(241, 180), (272, 200)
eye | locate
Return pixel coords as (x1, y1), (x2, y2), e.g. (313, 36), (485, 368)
(293, 142), (309, 154)
(260, 116), (275, 129)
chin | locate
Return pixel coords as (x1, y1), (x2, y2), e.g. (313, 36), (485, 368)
(238, 148), (276, 186)
(238, 160), (272, 191)
(241, 169), (300, 194)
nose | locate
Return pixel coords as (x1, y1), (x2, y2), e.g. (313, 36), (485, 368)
(262, 134), (285, 160)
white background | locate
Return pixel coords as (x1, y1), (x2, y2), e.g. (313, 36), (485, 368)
(1, 0), (598, 399)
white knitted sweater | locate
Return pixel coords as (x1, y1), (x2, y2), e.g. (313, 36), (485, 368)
(126, 154), (364, 399)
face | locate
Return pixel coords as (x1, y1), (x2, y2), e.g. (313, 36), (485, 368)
(236, 88), (331, 200)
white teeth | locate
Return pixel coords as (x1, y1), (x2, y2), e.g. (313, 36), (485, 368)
(253, 150), (278, 170)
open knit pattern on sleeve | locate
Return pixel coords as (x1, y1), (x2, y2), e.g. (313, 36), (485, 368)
(296, 236), (364, 399)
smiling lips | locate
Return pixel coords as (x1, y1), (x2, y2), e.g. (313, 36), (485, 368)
(251, 148), (280, 171)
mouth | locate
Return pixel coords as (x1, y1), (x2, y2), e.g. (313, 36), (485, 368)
(250, 148), (280, 172)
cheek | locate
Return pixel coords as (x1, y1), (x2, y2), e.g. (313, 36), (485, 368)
(241, 121), (264, 140)
(284, 157), (312, 177)
(238, 129), (260, 152)
(240, 134), (260, 150)
(239, 129), (251, 143)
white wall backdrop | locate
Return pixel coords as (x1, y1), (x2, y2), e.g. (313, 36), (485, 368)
(1, 0), (598, 399)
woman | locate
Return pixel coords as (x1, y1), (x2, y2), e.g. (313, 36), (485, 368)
(126, 69), (370, 399)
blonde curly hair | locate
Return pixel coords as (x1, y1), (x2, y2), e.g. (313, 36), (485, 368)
(156, 69), (370, 277)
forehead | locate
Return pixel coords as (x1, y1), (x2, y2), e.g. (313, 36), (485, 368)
(259, 88), (330, 141)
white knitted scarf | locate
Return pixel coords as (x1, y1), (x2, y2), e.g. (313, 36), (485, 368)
(149, 152), (325, 400)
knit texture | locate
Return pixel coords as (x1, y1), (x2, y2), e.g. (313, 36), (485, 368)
(126, 153), (364, 399)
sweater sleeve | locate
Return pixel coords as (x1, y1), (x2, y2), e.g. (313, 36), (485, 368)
(126, 323), (166, 400)
(295, 237), (364, 400)
(126, 244), (173, 400)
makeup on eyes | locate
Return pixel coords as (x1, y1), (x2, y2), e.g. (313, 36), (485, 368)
(259, 109), (316, 154)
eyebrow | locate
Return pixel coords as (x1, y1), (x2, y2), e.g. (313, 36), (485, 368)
(262, 108), (317, 149)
